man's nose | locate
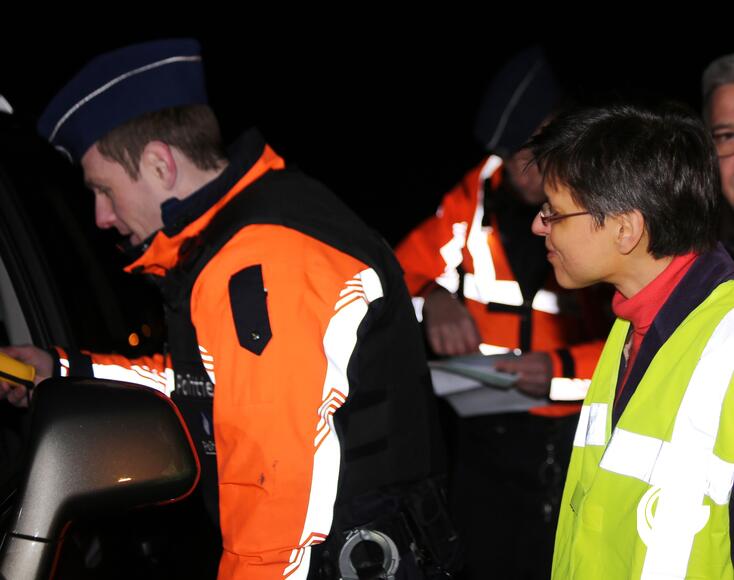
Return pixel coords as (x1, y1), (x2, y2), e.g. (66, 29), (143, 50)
(95, 195), (116, 230)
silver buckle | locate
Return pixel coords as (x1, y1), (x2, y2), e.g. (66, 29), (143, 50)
(337, 528), (400, 580)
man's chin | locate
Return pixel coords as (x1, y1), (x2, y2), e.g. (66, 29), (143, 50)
(112, 234), (142, 255)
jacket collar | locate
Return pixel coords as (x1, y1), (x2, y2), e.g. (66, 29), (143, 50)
(613, 244), (734, 425)
(160, 128), (266, 235)
(124, 128), (284, 276)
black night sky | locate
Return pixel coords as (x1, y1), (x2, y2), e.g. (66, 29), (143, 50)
(1, 21), (730, 245)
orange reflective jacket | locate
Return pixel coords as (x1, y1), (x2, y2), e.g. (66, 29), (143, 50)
(396, 156), (606, 410)
(63, 131), (442, 579)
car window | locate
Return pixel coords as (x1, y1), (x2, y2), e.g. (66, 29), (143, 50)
(0, 255), (31, 345)
(0, 111), (164, 356)
(0, 111), (171, 571)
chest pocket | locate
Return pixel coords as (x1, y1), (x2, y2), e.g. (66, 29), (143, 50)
(229, 265), (272, 355)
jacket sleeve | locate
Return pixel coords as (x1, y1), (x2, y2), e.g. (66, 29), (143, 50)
(53, 346), (173, 395)
(528, 340), (605, 416)
(540, 285), (612, 408)
(395, 162), (485, 298)
(549, 340), (606, 382)
(190, 224), (378, 580)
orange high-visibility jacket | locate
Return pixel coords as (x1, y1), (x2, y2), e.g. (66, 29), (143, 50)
(57, 130), (442, 580)
(395, 156), (605, 400)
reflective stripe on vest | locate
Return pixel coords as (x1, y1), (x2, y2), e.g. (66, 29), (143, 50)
(463, 156), (501, 305)
(599, 428), (734, 506)
(478, 343), (520, 356)
(436, 221), (467, 295)
(573, 403), (608, 447)
(434, 154), (560, 315)
(91, 362), (175, 396)
(462, 275), (561, 315)
(597, 308), (734, 578)
(550, 377), (591, 402)
(286, 268), (384, 580)
(59, 357), (70, 377)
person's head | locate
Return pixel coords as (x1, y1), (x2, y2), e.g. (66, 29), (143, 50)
(528, 101), (721, 292)
(37, 39), (226, 246)
(502, 129), (547, 206)
(702, 54), (734, 208)
(473, 45), (563, 206)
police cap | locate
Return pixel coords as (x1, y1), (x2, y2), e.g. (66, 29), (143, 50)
(37, 38), (208, 163)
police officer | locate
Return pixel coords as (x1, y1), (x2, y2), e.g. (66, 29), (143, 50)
(395, 47), (608, 579)
(1, 39), (457, 579)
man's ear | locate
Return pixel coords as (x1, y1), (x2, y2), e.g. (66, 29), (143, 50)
(613, 210), (646, 255)
(139, 141), (177, 190)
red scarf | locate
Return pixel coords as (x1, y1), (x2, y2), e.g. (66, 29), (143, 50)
(612, 253), (698, 402)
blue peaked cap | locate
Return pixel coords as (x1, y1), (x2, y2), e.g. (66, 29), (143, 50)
(37, 38), (208, 163)
(473, 45), (563, 156)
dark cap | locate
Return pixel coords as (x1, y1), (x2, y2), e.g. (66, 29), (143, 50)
(473, 45), (562, 156)
(37, 38), (208, 163)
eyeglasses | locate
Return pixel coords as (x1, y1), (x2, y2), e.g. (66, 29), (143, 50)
(712, 130), (734, 158)
(538, 202), (590, 226)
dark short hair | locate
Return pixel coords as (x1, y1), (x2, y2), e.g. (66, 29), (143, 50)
(529, 101), (721, 258)
(97, 104), (226, 179)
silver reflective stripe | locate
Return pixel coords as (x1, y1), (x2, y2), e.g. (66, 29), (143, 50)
(433, 156), (501, 297)
(286, 269), (379, 579)
(573, 405), (590, 447)
(49, 55), (202, 143)
(531, 290), (560, 315)
(478, 343), (516, 356)
(587, 403), (607, 446)
(463, 276), (521, 305)
(478, 155), (503, 183)
(549, 377), (591, 401)
(433, 155), (559, 315)
(59, 357), (70, 378)
(706, 453), (734, 505)
(91, 363), (174, 396)
(464, 157), (499, 305)
(463, 275), (561, 315)
(436, 222), (467, 295)
(600, 428), (663, 483)
(411, 297), (425, 323)
(596, 308), (734, 578)
(573, 403), (608, 447)
(359, 268), (385, 303)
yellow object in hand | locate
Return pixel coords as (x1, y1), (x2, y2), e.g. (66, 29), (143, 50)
(0, 351), (36, 390)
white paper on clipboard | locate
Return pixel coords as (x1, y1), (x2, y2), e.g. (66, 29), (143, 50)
(429, 353), (551, 417)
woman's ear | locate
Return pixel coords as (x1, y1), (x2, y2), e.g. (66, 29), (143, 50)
(612, 209), (646, 255)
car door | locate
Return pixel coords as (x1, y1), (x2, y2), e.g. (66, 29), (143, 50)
(0, 109), (219, 579)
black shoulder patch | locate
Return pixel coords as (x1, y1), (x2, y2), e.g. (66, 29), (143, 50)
(229, 265), (272, 355)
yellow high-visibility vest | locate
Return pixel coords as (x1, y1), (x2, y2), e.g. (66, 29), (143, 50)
(553, 280), (734, 579)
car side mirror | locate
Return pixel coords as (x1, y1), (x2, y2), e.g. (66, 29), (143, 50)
(0, 378), (198, 580)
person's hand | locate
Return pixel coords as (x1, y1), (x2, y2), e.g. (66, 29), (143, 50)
(422, 287), (482, 356)
(494, 352), (553, 398)
(0, 345), (54, 408)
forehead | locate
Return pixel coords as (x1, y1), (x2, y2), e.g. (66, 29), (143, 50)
(544, 178), (577, 205)
(710, 84), (734, 125)
(543, 179), (586, 213)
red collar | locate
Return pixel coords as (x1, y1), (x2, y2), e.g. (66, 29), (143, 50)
(612, 252), (698, 332)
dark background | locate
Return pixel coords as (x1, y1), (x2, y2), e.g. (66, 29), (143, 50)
(0, 23), (730, 245)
